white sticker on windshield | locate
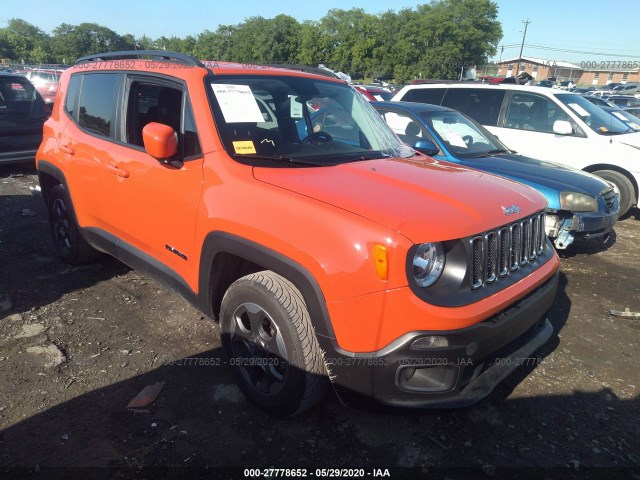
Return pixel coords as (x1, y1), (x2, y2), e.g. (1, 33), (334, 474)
(211, 84), (265, 123)
(568, 103), (590, 117)
(443, 130), (468, 148)
(289, 95), (303, 118)
(612, 112), (627, 121)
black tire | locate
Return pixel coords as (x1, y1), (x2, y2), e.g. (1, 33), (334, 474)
(47, 184), (99, 264)
(593, 169), (635, 216)
(220, 271), (329, 416)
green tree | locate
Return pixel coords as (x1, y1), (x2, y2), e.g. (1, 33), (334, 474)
(194, 28), (229, 60)
(318, 8), (381, 76)
(0, 1), (503, 80)
(51, 23), (134, 63)
(0, 18), (52, 63)
(228, 16), (268, 63)
(254, 15), (301, 64)
(295, 21), (324, 66)
(395, 0), (502, 80)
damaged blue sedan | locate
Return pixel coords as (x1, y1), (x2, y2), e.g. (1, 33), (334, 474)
(374, 101), (619, 249)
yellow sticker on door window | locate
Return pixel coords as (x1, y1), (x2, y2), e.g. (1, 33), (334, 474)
(233, 141), (256, 154)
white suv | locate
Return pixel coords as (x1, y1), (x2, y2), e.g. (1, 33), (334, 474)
(392, 83), (640, 215)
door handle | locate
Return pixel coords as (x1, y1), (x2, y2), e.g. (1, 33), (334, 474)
(60, 144), (75, 155)
(107, 163), (130, 178)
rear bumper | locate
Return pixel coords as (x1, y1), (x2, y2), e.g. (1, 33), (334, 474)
(319, 271), (558, 410)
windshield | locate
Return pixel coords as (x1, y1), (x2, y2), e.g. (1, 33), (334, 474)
(554, 93), (631, 135)
(416, 109), (508, 158)
(207, 75), (412, 166)
(608, 109), (640, 131)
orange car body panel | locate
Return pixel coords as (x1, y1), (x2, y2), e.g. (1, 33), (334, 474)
(326, 257), (558, 352)
(37, 58), (560, 355)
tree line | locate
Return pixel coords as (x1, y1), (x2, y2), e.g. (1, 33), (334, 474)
(0, 0), (502, 82)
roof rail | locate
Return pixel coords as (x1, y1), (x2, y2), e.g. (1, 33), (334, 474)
(262, 64), (341, 80)
(75, 50), (205, 68)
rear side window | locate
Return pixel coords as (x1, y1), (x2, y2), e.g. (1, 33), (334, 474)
(401, 88), (446, 106)
(0, 76), (43, 120)
(441, 89), (505, 126)
(65, 75), (81, 118)
(0, 78), (36, 104)
(505, 92), (570, 133)
(77, 73), (118, 138)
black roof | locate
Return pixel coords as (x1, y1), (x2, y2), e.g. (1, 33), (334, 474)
(0, 71), (26, 79)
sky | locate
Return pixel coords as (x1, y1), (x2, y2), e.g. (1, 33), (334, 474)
(3, 0), (640, 66)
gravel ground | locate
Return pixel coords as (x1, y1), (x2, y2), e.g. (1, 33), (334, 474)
(1, 164), (639, 480)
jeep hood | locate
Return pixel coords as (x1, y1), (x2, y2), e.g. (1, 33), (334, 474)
(253, 156), (546, 242)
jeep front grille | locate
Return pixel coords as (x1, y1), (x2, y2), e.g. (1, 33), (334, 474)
(470, 212), (546, 290)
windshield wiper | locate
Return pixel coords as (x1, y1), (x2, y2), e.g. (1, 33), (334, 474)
(467, 148), (512, 158)
(233, 153), (327, 166)
(485, 148), (512, 154)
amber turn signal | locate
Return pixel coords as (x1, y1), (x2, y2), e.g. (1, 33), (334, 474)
(374, 244), (389, 281)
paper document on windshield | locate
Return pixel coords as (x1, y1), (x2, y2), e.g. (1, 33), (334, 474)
(211, 84), (265, 123)
(568, 103), (590, 117)
(443, 130), (468, 148)
(289, 95), (303, 118)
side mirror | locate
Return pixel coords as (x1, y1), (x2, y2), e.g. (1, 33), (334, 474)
(142, 122), (178, 160)
(553, 120), (574, 135)
(413, 139), (439, 156)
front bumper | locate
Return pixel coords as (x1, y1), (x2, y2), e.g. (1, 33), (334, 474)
(319, 271), (558, 410)
(546, 210), (618, 249)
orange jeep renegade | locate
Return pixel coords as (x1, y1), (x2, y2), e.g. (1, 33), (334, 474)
(37, 51), (560, 416)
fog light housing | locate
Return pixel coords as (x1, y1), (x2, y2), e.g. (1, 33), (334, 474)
(410, 335), (449, 350)
(396, 365), (458, 392)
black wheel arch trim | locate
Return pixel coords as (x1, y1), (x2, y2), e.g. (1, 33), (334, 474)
(37, 160), (69, 202)
(37, 161), (93, 248)
(198, 231), (336, 340)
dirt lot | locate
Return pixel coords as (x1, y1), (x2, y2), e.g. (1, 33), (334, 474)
(1, 164), (639, 480)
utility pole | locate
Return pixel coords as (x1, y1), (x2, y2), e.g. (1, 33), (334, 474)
(515, 19), (530, 76)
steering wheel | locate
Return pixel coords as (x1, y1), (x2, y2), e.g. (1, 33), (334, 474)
(302, 131), (333, 144)
(462, 135), (474, 146)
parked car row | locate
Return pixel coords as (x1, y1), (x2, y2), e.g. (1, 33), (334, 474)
(0, 66), (67, 165)
(391, 83), (639, 217)
(0, 72), (52, 164)
(536, 81), (640, 98)
(354, 84), (394, 101)
(19, 69), (62, 104)
(373, 101), (619, 249)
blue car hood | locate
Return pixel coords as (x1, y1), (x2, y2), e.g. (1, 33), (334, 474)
(456, 153), (609, 209)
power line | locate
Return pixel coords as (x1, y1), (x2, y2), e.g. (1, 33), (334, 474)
(525, 44), (640, 58)
(497, 43), (640, 59)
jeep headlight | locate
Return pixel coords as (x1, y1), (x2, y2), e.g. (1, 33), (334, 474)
(559, 192), (598, 212)
(412, 242), (445, 287)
